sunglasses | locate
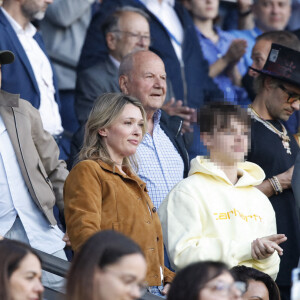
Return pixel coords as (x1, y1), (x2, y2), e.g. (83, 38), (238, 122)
(278, 85), (300, 104)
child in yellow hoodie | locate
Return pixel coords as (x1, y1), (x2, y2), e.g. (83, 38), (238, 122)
(158, 102), (286, 280)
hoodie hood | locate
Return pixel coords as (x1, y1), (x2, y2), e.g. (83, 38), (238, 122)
(188, 156), (265, 187)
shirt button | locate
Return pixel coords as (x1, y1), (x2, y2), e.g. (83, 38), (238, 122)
(157, 237), (159, 241)
(152, 207), (157, 213)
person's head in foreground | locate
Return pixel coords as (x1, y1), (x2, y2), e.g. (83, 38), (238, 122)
(66, 230), (147, 300)
(231, 266), (281, 300)
(79, 92), (146, 171)
(167, 261), (245, 300)
(251, 43), (300, 122)
(0, 239), (44, 300)
(198, 102), (250, 166)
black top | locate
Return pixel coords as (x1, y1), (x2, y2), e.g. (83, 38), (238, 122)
(248, 118), (300, 285)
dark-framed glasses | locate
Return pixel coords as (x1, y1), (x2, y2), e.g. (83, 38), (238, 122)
(278, 84), (300, 104)
(112, 30), (151, 45)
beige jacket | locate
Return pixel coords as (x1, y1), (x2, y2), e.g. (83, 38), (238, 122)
(0, 89), (68, 225)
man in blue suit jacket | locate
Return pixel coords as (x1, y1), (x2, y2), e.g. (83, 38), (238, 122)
(78, 0), (224, 158)
(0, 0), (68, 159)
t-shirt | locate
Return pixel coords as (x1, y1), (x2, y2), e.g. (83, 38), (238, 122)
(247, 118), (300, 285)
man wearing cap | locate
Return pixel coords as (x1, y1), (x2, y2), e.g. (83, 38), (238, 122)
(0, 50), (68, 291)
(248, 43), (300, 300)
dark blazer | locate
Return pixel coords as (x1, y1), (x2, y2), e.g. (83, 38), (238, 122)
(0, 89), (68, 225)
(78, 0), (223, 108)
(0, 9), (60, 110)
(75, 56), (120, 124)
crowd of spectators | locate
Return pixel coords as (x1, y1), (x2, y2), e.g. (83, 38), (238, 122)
(1, 0), (300, 299)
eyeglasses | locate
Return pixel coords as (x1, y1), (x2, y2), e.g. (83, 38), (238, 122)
(204, 281), (247, 296)
(112, 30), (151, 45)
(278, 84), (300, 104)
(104, 268), (148, 296)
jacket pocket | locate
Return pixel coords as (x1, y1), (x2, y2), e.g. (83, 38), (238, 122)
(37, 159), (53, 191)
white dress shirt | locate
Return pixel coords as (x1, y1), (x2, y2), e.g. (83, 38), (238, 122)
(0, 115), (65, 254)
(139, 0), (184, 62)
(1, 7), (63, 135)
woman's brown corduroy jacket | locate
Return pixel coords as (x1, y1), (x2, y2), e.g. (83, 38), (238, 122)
(64, 159), (175, 286)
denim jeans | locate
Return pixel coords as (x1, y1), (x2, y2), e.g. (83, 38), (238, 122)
(147, 283), (166, 298)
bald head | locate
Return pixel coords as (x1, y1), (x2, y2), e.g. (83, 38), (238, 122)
(119, 50), (167, 116)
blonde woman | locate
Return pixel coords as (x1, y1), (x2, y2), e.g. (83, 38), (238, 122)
(64, 92), (174, 297)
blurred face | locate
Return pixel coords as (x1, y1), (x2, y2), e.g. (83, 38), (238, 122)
(99, 103), (144, 164)
(253, 0), (291, 31)
(265, 79), (300, 121)
(199, 272), (243, 300)
(203, 118), (249, 165)
(242, 280), (269, 300)
(249, 39), (272, 78)
(108, 12), (150, 61)
(184, 0), (219, 21)
(21, 0), (53, 21)
(120, 52), (167, 116)
(9, 253), (44, 300)
(94, 253), (147, 300)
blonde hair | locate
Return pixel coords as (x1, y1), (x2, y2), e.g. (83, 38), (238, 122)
(79, 93), (147, 171)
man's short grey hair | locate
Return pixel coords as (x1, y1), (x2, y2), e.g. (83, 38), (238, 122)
(102, 6), (150, 35)
(118, 49), (150, 78)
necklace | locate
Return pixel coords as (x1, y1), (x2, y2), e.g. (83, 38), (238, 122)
(249, 105), (292, 155)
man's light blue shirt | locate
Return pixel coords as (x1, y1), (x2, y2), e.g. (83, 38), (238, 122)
(136, 110), (184, 208)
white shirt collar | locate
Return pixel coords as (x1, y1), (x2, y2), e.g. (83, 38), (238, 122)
(109, 54), (121, 69)
(1, 7), (36, 37)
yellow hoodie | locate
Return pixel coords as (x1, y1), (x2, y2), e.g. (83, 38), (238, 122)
(158, 156), (280, 279)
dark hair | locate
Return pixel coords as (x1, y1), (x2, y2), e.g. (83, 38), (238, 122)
(198, 102), (250, 134)
(256, 31), (300, 51)
(66, 230), (144, 300)
(167, 261), (230, 300)
(231, 266), (281, 300)
(102, 6), (149, 35)
(0, 239), (42, 300)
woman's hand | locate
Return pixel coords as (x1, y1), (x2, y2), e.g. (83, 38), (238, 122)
(161, 283), (171, 296)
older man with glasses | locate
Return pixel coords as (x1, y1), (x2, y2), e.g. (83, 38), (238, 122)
(75, 6), (151, 125)
(247, 43), (300, 300)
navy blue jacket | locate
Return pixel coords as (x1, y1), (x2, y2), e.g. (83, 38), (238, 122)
(0, 9), (60, 110)
(78, 0), (223, 109)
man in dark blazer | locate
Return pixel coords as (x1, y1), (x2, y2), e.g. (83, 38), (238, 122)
(0, 50), (69, 291)
(75, 6), (150, 125)
(0, 0), (69, 159)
